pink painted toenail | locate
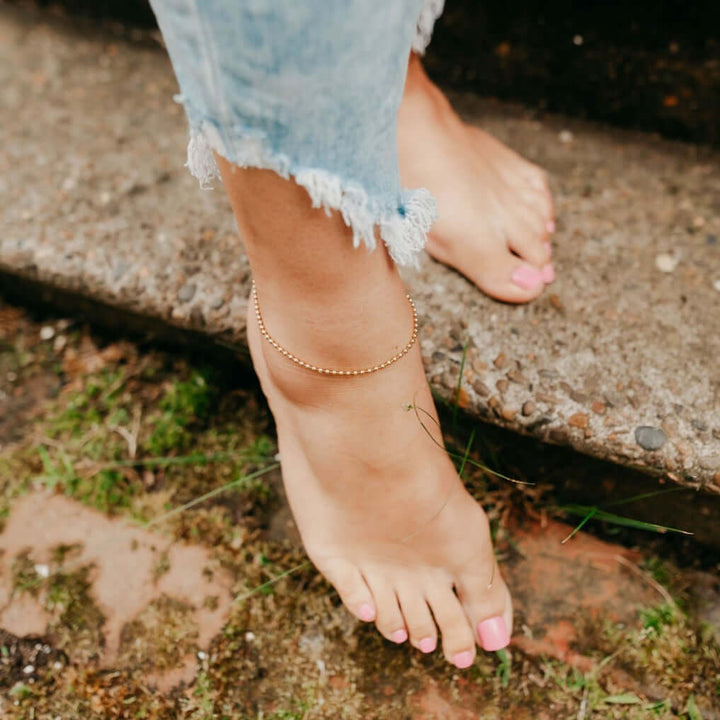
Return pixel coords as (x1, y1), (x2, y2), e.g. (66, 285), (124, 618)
(544, 241), (553, 256)
(511, 266), (543, 290)
(418, 637), (436, 654)
(477, 616), (510, 652)
(546, 219), (556, 233)
(540, 263), (555, 283)
(358, 604), (375, 622)
(452, 651), (474, 669)
(391, 629), (408, 644)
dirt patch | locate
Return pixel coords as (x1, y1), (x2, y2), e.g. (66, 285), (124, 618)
(0, 492), (233, 682)
(0, 299), (718, 718)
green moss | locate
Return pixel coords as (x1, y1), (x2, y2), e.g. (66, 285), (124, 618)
(118, 595), (198, 671)
(143, 371), (216, 455)
(46, 565), (106, 662)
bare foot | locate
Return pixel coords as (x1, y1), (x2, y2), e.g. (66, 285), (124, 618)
(399, 55), (555, 303)
(247, 285), (512, 668)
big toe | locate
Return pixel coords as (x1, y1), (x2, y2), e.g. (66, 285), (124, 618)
(456, 569), (513, 653)
(473, 247), (550, 304)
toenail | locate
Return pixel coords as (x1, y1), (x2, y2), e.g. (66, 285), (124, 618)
(511, 266), (543, 290)
(544, 240), (552, 256)
(358, 604), (375, 622)
(452, 651), (474, 669)
(546, 219), (556, 233)
(391, 629), (408, 644)
(540, 263), (555, 283)
(477, 616), (510, 652)
(418, 637), (436, 654)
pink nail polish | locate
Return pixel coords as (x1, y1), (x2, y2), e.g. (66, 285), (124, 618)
(452, 651), (474, 669)
(358, 604), (375, 622)
(391, 629), (408, 644)
(544, 241), (552, 256)
(418, 637), (436, 654)
(511, 266), (543, 290)
(540, 263), (555, 283)
(546, 219), (556, 233)
(477, 616), (510, 652)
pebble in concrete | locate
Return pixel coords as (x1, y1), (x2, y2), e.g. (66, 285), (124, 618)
(635, 425), (668, 451)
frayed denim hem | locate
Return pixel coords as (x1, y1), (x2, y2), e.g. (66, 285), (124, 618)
(185, 119), (437, 268)
(412, 0), (445, 55)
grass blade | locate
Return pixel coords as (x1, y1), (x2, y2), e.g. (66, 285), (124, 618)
(143, 462), (280, 528)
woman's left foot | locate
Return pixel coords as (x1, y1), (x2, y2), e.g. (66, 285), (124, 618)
(399, 56), (556, 303)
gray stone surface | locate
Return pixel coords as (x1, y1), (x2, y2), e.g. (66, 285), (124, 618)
(1, 6), (719, 489)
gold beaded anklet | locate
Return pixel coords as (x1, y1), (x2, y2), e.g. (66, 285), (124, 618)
(251, 280), (418, 376)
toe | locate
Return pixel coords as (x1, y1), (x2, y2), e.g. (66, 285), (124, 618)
(366, 574), (407, 644)
(456, 569), (513, 653)
(474, 246), (548, 304)
(396, 583), (438, 654)
(504, 203), (552, 269)
(320, 558), (376, 622)
(426, 582), (476, 668)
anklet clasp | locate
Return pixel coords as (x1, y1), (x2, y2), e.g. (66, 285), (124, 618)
(251, 280), (418, 376)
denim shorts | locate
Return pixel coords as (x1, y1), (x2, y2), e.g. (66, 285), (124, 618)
(148, 0), (445, 265)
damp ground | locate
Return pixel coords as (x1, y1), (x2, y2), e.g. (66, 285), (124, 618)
(1, 296), (719, 719)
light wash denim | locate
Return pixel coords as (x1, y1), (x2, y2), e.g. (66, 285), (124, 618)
(148, 0), (445, 265)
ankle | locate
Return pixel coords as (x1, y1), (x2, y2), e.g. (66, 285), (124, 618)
(247, 275), (417, 400)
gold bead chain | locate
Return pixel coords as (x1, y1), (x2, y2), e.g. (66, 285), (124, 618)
(251, 280), (418, 376)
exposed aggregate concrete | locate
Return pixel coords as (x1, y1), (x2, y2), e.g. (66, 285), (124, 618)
(1, 5), (718, 489)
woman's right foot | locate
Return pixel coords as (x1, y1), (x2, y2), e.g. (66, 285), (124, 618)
(247, 288), (512, 668)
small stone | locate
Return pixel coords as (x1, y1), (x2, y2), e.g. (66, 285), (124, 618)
(568, 413), (589, 429)
(536, 392), (560, 405)
(549, 294), (564, 313)
(177, 282), (197, 303)
(706, 234), (718, 245)
(473, 380), (489, 397)
(501, 408), (517, 422)
(197, 650), (207, 660)
(591, 401), (606, 415)
(493, 353), (508, 369)
(559, 129), (574, 144)
(538, 369), (559, 380)
(635, 426), (667, 451)
(453, 387), (470, 409)
(496, 378), (509, 394)
(33, 564), (49, 578)
(692, 418), (708, 432)
(569, 389), (589, 404)
(432, 351), (445, 363)
(245, 631), (255, 642)
(522, 401), (536, 416)
(39, 326), (55, 341)
(471, 359), (487, 373)
(548, 427), (570, 444)
(209, 295), (225, 310)
(698, 451), (720, 470)
(507, 369), (527, 385)
(655, 253), (679, 273)
(113, 261), (129, 282)
(23, 665), (34, 675)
